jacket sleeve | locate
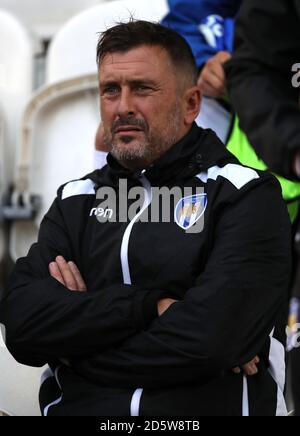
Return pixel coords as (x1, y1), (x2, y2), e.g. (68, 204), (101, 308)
(161, 0), (240, 68)
(72, 176), (291, 388)
(0, 194), (164, 367)
(225, 0), (300, 180)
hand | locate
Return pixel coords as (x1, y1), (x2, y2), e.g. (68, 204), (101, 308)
(157, 298), (178, 316)
(198, 51), (231, 99)
(49, 256), (87, 292)
(232, 356), (260, 376)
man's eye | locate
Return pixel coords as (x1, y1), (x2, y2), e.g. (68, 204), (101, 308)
(104, 86), (119, 95)
(136, 85), (151, 92)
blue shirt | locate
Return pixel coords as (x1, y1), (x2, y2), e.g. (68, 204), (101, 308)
(161, 0), (241, 68)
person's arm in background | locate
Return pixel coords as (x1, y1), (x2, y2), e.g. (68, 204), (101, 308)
(198, 50), (231, 98)
(161, 0), (241, 69)
(225, 0), (300, 180)
(71, 176), (291, 389)
(0, 188), (167, 367)
(94, 122), (109, 170)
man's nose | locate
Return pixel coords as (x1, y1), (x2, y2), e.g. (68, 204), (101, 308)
(117, 88), (135, 117)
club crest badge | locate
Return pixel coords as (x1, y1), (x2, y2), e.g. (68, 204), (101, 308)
(174, 194), (207, 231)
(199, 15), (225, 49)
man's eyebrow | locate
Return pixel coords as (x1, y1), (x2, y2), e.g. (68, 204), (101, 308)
(130, 79), (157, 86)
(100, 80), (119, 88)
(100, 79), (158, 87)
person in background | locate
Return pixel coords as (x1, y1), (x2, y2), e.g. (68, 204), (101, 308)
(224, 0), (300, 415)
(162, 0), (300, 414)
(161, 0), (300, 223)
(225, 0), (300, 181)
(94, 122), (108, 170)
(161, 0), (240, 80)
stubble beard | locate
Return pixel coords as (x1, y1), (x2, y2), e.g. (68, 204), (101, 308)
(103, 104), (183, 169)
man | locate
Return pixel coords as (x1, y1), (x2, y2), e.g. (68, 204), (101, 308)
(0, 21), (291, 416)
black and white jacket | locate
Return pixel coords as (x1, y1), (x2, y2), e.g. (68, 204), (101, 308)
(0, 124), (291, 416)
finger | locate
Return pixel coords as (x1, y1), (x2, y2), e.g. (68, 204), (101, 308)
(198, 77), (224, 99)
(248, 366), (258, 376)
(245, 356), (260, 372)
(216, 51), (232, 64)
(49, 262), (65, 286)
(232, 367), (241, 374)
(68, 262), (87, 292)
(243, 363), (258, 376)
(199, 65), (226, 97)
(55, 256), (78, 291)
(204, 64), (226, 92)
(200, 64), (223, 87)
(206, 59), (226, 83)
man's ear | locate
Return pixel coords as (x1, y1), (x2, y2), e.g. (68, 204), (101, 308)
(183, 86), (201, 125)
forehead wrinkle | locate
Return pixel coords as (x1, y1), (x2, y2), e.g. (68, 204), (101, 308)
(100, 65), (165, 85)
(103, 57), (152, 69)
(105, 55), (156, 67)
(100, 67), (175, 86)
(101, 59), (162, 75)
(101, 47), (173, 70)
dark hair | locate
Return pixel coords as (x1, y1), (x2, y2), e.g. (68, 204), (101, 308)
(96, 20), (198, 86)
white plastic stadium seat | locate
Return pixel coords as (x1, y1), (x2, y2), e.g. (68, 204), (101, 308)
(0, 15), (42, 410)
(0, 106), (5, 266)
(0, 327), (44, 416)
(0, 9), (33, 189)
(46, 0), (169, 83)
(0, 106), (5, 188)
(10, 0), (169, 261)
(0, 9), (32, 274)
(9, 74), (100, 262)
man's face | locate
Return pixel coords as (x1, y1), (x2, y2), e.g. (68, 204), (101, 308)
(99, 45), (188, 170)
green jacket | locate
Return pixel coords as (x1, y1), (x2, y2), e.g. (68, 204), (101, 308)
(227, 117), (300, 222)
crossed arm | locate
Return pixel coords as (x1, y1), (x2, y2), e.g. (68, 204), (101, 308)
(49, 255), (259, 376)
